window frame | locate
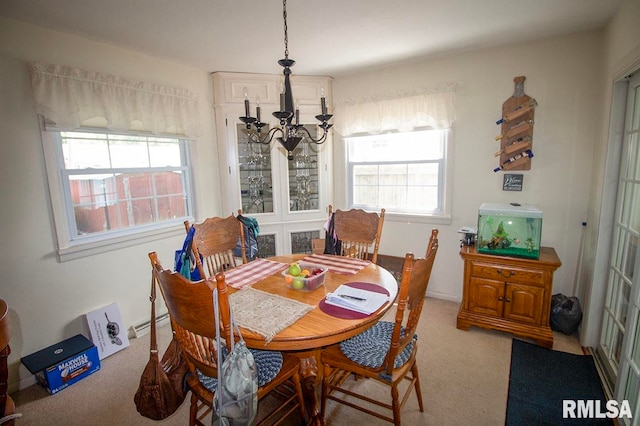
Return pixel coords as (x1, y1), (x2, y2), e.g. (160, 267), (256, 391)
(346, 128), (452, 225)
(41, 124), (195, 262)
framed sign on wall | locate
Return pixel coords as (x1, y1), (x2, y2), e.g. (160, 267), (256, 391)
(503, 173), (524, 191)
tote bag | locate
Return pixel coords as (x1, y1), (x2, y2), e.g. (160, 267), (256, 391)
(175, 225), (202, 281)
(212, 289), (258, 426)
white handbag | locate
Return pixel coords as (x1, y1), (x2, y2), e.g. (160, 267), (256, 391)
(212, 289), (258, 426)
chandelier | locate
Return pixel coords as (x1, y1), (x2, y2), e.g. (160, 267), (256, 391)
(239, 0), (333, 161)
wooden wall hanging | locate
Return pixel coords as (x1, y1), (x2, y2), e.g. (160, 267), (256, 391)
(493, 76), (536, 172)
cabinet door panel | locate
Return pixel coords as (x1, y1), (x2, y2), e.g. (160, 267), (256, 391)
(287, 125), (320, 212)
(504, 283), (544, 324)
(469, 277), (504, 317)
(237, 123), (275, 214)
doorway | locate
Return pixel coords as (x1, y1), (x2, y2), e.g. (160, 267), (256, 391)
(596, 71), (640, 424)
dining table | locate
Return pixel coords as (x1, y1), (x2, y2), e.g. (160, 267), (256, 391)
(221, 253), (399, 426)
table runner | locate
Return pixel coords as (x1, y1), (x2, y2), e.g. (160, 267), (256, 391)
(224, 258), (288, 289)
(302, 254), (370, 274)
(229, 288), (314, 343)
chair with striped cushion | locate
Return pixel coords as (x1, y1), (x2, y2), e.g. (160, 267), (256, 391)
(328, 205), (385, 263)
(149, 252), (306, 426)
(320, 229), (439, 425)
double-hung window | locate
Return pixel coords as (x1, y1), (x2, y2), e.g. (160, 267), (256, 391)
(42, 129), (194, 260)
(347, 129), (450, 218)
(336, 86), (455, 222)
(29, 62), (201, 261)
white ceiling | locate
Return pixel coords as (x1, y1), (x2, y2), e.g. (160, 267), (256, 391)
(0, 0), (622, 76)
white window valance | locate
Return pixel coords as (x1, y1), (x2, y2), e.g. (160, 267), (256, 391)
(28, 62), (202, 138)
(334, 85), (456, 136)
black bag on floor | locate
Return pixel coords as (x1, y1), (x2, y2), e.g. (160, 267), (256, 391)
(550, 294), (583, 335)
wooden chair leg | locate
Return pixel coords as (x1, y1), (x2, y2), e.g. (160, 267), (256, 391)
(189, 393), (198, 426)
(412, 362), (424, 412)
(391, 385), (401, 426)
(292, 372), (306, 421)
(320, 363), (331, 418)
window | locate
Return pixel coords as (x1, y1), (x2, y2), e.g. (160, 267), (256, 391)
(43, 128), (194, 261)
(347, 129), (450, 217)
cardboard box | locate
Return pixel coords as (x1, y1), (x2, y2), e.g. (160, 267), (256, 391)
(84, 303), (129, 360)
(21, 334), (100, 394)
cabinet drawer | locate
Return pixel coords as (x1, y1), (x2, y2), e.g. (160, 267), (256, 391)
(470, 261), (544, 285)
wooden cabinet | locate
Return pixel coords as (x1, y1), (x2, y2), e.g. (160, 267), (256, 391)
(457, 246), (561, 348)
(212, 72), (333, 256)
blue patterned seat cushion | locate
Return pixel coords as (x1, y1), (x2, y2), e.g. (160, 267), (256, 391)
(197, 347), (283, 391)
(339, 321), (416, 372)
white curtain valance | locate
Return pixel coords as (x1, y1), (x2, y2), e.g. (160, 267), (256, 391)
(28, 62), (202, 138)
(334, 86), (456, 136)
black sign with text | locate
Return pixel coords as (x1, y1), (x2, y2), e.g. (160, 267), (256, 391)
(503, 174), (524, 191)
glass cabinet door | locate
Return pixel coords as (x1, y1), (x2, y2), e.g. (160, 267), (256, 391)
(257, 233), (277, 258)
(288, 125), (320, 212)
(291, 230), (321, 254)
(237, 123), (274, 214)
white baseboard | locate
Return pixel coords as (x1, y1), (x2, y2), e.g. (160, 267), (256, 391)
(129, 312), (170, 339)
(426, 290), (461, 303)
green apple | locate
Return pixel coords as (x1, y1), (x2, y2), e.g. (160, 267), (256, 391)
(292, 277), (305, 290)
(288, 263), (301, 277)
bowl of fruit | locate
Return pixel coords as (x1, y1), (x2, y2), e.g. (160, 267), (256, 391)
(282, 261), (328, 291)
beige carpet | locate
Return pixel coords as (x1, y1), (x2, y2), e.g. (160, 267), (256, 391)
(11, 298), (582, 425)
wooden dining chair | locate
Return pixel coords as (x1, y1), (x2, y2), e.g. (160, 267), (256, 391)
(0, 300), (17, 426)
(149, 252), (306, 426)
(328, 205), (385, 263)
(320, 229), (439, 425)
(184, 211), (247, 279)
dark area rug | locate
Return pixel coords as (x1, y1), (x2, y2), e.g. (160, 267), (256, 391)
(506, 339), (612, 425)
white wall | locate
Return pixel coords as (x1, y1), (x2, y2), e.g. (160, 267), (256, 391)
(0, 17), (223, 391)
(332, 31), (604, 302)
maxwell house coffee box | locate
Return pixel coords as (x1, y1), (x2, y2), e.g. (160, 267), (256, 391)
(21, 334), (100, 394)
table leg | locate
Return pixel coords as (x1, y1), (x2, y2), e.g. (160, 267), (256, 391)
(294, 350), (324, 426)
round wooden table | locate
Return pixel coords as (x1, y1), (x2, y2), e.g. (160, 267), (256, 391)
(226, 254), (398, 425)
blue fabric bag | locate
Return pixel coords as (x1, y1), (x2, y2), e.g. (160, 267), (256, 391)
(174, 226), (202, 281)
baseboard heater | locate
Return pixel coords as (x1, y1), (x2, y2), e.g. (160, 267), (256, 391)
(131, 312), (170, 338)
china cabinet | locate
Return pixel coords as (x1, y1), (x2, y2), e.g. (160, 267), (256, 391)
(457, 245), (561, 348)
(212, 72), (333, 256)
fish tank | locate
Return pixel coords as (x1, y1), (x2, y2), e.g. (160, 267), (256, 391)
(476, 202), (542, 260)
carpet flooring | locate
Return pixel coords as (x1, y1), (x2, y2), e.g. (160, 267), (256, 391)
(11, 298), (584, 425)
(506, 339), (612, 425)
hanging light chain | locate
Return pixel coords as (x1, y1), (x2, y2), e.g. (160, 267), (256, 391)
(238, 0), (332, 159)
(282, 0), (289, 59)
